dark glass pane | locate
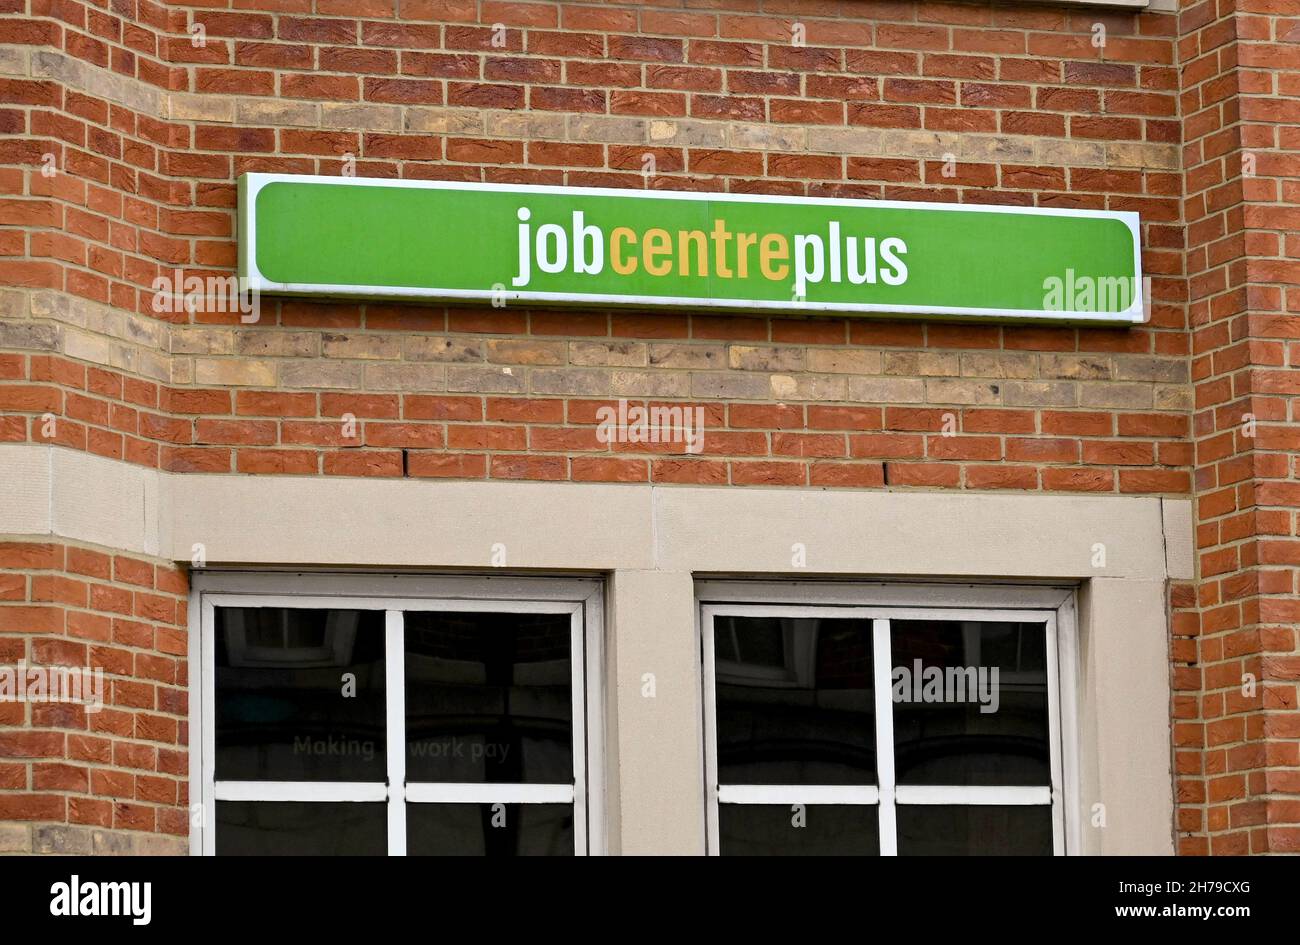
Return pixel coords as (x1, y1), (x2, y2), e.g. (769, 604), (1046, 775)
(719, 804), (879, 855)
(890, 620), (1049, 786)
(714, 617), (875, 785)
(407, 804), (574, 855)
(214, 608), (386, 781)
(215, 801), (386, 855)
(896, 805), (1053, 855)
(405, 612), (572, 784)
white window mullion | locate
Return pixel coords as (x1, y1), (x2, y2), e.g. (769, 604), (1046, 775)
(201, 598), (217, 856)
(1044, 612), (1066, 855)
(568, 607), (587, 855)
(872, 618), (898, 856)
(717, 784), (879, 805)
(213, 781), (387, 802)
(404, 783), (574, 804)
(385, 610), (407, 856)
(894, 785), (1052, 805)
(701, 609), (721, 856)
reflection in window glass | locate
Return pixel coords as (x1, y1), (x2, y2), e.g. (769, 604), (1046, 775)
(407, 803), (574, 855)
(214, 608), (386, 782)
(405, 612), (573, 784)
(215, 801), (386, 855)
(714, 617), (875, 785)
(891, 620), (1049, 786)
(719, 804), (879, 856)
(896, 805), (1053, 856)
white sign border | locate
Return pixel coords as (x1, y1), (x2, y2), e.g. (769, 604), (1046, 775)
(237, 173), (1147, 325)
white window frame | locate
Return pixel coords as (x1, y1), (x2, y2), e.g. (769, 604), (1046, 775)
(697, 581), (1079, 856)
(188, 571), (605, 856)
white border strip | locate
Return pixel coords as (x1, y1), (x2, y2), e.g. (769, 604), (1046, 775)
(239, 173), (1146, 324)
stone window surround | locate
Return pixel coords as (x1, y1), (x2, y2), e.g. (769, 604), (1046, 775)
(1, 442), (1190, 853)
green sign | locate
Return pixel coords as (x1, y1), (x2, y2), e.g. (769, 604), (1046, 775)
(238, 173), (1144, 323)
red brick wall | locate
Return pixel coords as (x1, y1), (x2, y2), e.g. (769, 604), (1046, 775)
(0, 0), (1293, 855)
(0, 540), (189, 855)
(1174, 0), (1300, 856)
(1, 0), (1190, 492)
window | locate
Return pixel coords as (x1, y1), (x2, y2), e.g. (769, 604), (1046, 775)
(700, 583), (1077, 856)
(192, 574), (603, 855)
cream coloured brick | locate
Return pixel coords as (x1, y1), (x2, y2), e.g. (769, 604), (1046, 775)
(960, 352), (1037, 379)
(807, 348), (882, 374)
(570, 341), (648, 367)
(729, 124), (805, 152)
(771, 374), (847, 401)
(611, 370), (692, 398)
(926, 378), (1003, 405)
(278, 361), (362, 389)
(92, 830), (136, 856)
(170, 358), (194, 385)
(530, 368), (610, 396)
(1115, 356), (1188, 383)
(806, 128), (883, 155)
(28, 289), (77, 324)
(568, 115), (647, 145)
(485, 111), (565, 140)
(880, 129), (963, 159)
(33, 825), (93, 855)
(122, 313), (167, 350)
(404, 336), (482, 362)
(171, 326), (234, 355)
(1155, 386), (1193, 411)
(195, 358), (278, 387)
(1079, 382), (1152, 409)
(648, 119), (726, 148)
(1002, 380), (1078, 407)
(446, 364), (526, 393)
(1107, 142), (1179, 170)
(649, 343), (725, 369)
(691, 372), (770, 399)
(321, 332), (401, 360)
(61, 329), (111, 364)
(728, 345), (805, 372)
(0, 46), (28, 76)
(321, 102), (402, 132)
(486, 339), (566, 365)
(237, 99), (319, 127)
(1040, 354), (1111, 380)
(168, 93), (234, 122)
(1036, 139), (1106, 167)
(883, 351), (959, 376)
(0, 824), (30, 853)
(846, 376), (925, 403)
(959, 135), (1035, 164)
(236, 330), (319, 358)
(134, 835), (188, 856)
(364, 362), (447, 391)
(407, 107), (484, 135)
(0, 288), (28, 318)
(134, 348), (171, 383)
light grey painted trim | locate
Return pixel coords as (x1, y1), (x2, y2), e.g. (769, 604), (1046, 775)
(0, 445), (1192, 583)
